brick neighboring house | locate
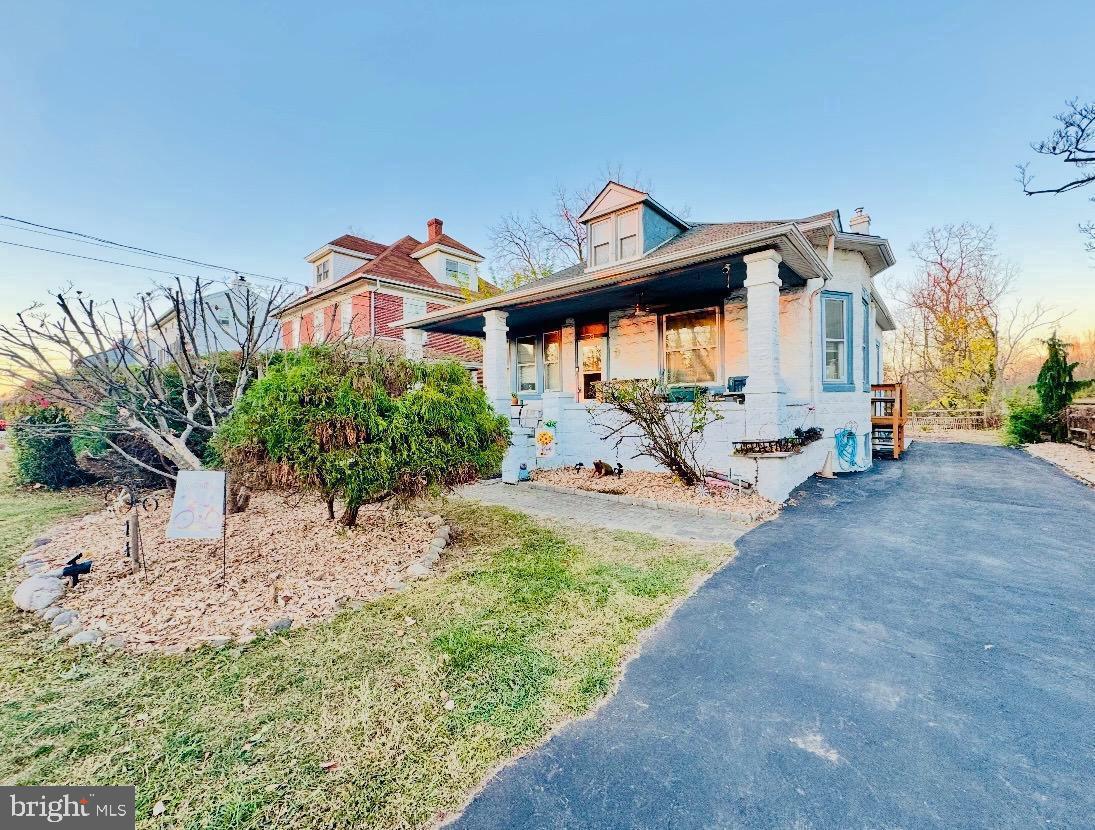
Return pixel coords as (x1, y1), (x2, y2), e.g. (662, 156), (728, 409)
(274, 218), (488, 369)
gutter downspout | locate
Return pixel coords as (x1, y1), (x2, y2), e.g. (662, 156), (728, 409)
(371, 281), (377, 338)
(806, 233), (836, 415)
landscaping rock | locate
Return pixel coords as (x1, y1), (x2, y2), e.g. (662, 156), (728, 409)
(104, 635), (126, 650)
(31, 536), (52, 548)
(205, 635), (233, 649)
(53, 621), (82, 639)
(18, 552), (43, 565)
(428, 539), (445, 554)
(267, 618), (292, 634)
(51, 610), (78, 630)
(436, 525), (451, 542)
(406, 562), (430, 579)
(422, 551), (440, 568)
(385, 580), (407, 592)
(13, 575), (65, 612)
(70, 629), (103, 647)
(37, 605), (63, 622)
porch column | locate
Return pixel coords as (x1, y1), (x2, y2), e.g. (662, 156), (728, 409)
(403, 327), (426, 361)
(483, 309), (510, 412)
(743, 249), (786, 438)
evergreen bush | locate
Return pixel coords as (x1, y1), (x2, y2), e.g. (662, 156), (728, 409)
(213, 345), (510, 526)
(8, 396), (90, 489)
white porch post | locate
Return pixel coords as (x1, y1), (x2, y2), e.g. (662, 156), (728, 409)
(483, 309), (510, 412)
(403, 327), (426, 361)
(743, 249), (786, 438)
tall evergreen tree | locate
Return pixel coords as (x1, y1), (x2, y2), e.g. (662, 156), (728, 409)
(1034, 333), (1081, 441)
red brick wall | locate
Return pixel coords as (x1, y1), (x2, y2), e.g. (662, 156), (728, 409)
(299, 313), (314, 345)
(373, 292), (404, 340)
(280, 320), (293, 349)
(425, 301), (481, 362)
(350, 293), (371, 337)
(323, 303), (339, 341)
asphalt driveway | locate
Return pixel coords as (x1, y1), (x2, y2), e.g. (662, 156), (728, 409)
(449, 443), (1095, 829)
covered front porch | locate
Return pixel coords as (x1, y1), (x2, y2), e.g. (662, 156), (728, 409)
(402, 242), (842, 500)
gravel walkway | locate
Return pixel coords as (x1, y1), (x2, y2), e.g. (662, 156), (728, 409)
(456, 480), (751, 544)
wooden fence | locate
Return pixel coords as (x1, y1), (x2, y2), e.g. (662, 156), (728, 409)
(1067, 402), (1095, 450)
(908, 409), (1000, 432)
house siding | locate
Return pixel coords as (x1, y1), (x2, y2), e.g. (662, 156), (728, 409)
(642, 206), (683, 253)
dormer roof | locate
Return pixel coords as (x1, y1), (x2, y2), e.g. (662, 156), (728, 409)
(410, 233), (484, 261)
(576, 181), (689, 230)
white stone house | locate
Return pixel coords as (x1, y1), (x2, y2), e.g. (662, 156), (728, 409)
(403, 182), (896, 501)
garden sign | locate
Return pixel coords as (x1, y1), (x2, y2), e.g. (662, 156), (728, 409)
(166, 470), (227, 540)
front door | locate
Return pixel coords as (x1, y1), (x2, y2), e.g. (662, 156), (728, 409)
(578, 325), (607, 400)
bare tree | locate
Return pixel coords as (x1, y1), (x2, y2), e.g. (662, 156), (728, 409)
(891, 224), (1064, 411)
(590, 379), (721, 486)
(487, 213), (558, 290)
(1018, 99), (1095, 252)
(489, 167), (659, 283)
(0, 276), (288, 482)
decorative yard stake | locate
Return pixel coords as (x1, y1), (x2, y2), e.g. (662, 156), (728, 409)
(106, 484), (159, 573)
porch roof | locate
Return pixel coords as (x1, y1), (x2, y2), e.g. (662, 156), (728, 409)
(402, 223), (828, 337)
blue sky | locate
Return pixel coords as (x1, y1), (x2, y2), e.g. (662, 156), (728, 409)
(1, 0), (1093, 329)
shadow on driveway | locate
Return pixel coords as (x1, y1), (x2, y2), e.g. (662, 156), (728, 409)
(448, 442), (1095, 829)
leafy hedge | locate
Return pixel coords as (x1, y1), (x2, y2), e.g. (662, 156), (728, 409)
(213, 346), (510, 526)
(7, 397), (90, 489)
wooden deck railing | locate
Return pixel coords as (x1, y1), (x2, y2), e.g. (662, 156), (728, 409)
(871, 383), (907, 459)
(908, 409), (1000, 432)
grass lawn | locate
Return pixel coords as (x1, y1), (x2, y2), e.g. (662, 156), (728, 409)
(0, 472), (733, 829)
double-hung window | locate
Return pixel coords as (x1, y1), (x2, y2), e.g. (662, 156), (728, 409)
(591, 219), (612, 267)
(543, 331), (562, 392)
(663, 308), (718, 386)
(516, 337), (537, 393)
(617, 209), (639, 260)
(315, 260), (330, 283)
(445, 258), (470, 286)
(821, 291), (854, 391)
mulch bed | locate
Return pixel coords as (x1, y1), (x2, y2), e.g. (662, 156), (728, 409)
(531, 468), (780, 517)
(30, 490), (441, 653)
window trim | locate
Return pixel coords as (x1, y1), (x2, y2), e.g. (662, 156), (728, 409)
(542, 329), (562, 392)
(660, 306), (721, 389)
(515, 335), (538, 395)
(590, 219), (612, 267)
(821, 290), (855, 392)
(861, 296), (871, 391)
(616, 207), (640, 262)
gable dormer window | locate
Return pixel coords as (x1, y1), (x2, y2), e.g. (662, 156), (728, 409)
(445, 258), (470, 286)
(618, 209), (639, 259)
(591, 219), (612, 266)
(315, 260), (330, 283)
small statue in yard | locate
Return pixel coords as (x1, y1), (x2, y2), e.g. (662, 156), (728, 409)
(592, 460), (614, 477)
(614, 462), (624, 477)
(573, 462), (585, 473)
(61, 553), (92, 588)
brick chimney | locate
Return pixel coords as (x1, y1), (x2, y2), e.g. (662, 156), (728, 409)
(427, 217), (443, 242)
(849, 207), (871, 235)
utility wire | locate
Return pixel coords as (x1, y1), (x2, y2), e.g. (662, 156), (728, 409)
(0, 214), (307, 287)
(0, 238), (304, 292)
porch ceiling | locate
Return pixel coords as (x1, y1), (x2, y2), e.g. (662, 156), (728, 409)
(414, 254), (808, 337)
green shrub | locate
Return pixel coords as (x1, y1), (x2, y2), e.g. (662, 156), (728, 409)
(213, 345), (510, 526)
(1002, 391), (1045, 447)
(7, 397), (90, 489)
(1034, 333), (1082, 442)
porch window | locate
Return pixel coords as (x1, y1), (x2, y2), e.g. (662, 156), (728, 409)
(821, 291), (854, 390)
(591, 219), (612, 266)
(543, 330), (562, 392)
(516, 337), (537, 393)
(663, 308), (718, 386)
(618, 209), (639, 259)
